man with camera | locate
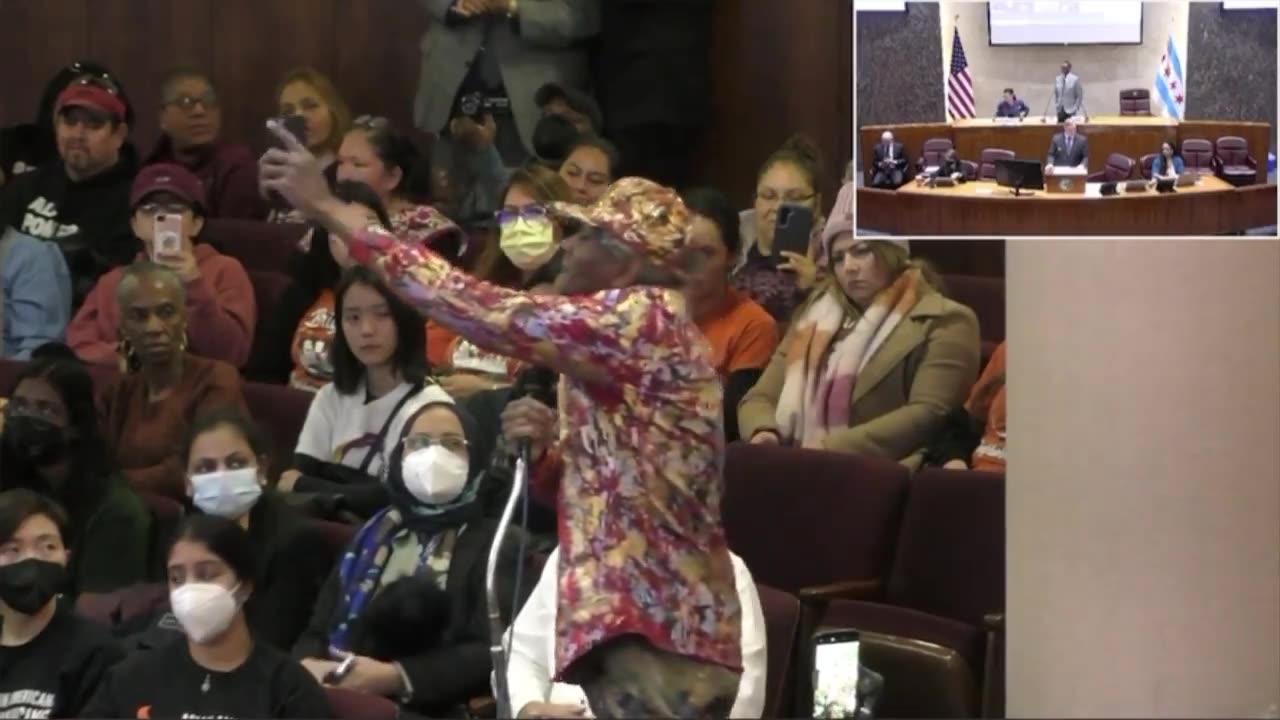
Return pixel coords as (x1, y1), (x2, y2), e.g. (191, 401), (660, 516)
(418, 0), (598, 226)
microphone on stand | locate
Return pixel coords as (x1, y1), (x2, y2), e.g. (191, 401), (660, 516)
(485, 365), (558, 719)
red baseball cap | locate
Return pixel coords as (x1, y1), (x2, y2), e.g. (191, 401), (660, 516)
(130, 164), (207, 212)
(55, 83), (128, 122)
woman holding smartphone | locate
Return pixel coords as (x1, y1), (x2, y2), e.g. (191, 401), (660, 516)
(66, 163), (257, 369)
(731, 135), (827, 327)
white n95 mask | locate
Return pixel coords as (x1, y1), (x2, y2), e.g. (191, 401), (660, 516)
(170, 582), (240, 644)
(401, 445), (469, 505)
(190, 467), (263, 519)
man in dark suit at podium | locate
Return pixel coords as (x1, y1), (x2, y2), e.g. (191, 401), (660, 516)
(871, 130), (908, 189)
(1045, 119), (1088, 174)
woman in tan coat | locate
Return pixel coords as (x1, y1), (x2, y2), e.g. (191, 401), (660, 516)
(737, 184), (980, 468)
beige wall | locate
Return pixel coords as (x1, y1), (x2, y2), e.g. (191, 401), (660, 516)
(939, 1), (1190, 117)
(1007, 239), (1280, 718)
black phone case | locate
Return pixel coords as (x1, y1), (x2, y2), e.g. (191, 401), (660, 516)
(774, 204), (815, 259)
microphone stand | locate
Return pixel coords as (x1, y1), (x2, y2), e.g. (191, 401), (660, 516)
(486, 443), (529, 720)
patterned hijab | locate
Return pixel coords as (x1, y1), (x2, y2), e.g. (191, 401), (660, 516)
(327, 401), (484, 653)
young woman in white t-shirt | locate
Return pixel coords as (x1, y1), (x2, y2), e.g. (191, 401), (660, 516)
(278, 265), (450, 517)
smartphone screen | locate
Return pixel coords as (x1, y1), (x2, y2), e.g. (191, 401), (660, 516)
(813, 631), (861, 719)
(271, 114), (307, 148)
(774, 203), (815, 262)
(152, 214), (183, 259)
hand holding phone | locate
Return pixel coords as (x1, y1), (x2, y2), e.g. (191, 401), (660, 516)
(151, 214), (200, 282)
(773, 203), (815, 262)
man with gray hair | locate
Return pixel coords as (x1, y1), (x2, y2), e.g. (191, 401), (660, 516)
(870, 130), (907, 189)
(1045, 117), (1089, 174)
(261, 122), (743, 718)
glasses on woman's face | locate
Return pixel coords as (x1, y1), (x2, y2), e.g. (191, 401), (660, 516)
(4, 395), (62, 424)
(494, 205), (548, 225)
(165, 92), (219, 112)
(402, 433), (468, 455)
(137, 202), (191, 218)
(354, 114), (390, 130)
(756, 188), (816, 206)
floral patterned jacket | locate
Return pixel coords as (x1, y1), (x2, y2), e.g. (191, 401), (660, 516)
(349, 226), (743, 679)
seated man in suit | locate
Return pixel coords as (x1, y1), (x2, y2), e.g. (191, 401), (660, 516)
(1044, 119), (1088, 175)
(870, 130), (908, 189)
(994, 88), (1029, 119)
(935, 148), (964, 181)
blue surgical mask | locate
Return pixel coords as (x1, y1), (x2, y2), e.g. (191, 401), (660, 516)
(190, 467), (263, 518)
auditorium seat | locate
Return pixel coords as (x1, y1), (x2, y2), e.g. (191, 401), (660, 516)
(139, 492), (185, 580)
(1212, 136), (1258, 187)
(757, 583), (802, 718)
(76, 582), (170, 627)
(202, 218), (307, 275)
(326, 687), (399, 720)
(917, 138), (954, 174)
(242, 381), (314, 475)
(723, 444), (908, 599)
(1087, 153), (1136, 182)
(941, 274), (1004, 368)
(1181, 138), (1215, 176)
(1118, 88), (1151, 116)
(978, 149), (1015, 180)
(810, 468), (1005, 719)
(1139, 153), (1158, 179)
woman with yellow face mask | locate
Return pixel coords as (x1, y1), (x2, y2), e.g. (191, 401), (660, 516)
(429, 164), (570, 399)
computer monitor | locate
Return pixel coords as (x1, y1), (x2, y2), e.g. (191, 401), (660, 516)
(994, 158), (1045, 196)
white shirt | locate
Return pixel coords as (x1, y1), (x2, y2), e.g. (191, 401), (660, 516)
(502, 548), (768, 718)
(293, 379), (452, 477)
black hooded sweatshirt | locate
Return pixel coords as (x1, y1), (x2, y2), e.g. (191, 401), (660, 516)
(0, 149), (139, 310)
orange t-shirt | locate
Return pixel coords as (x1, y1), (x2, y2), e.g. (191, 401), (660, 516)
(426, 320), (521, 379)
(966, 341), (1006, 471)
(696, 289), (779, 377)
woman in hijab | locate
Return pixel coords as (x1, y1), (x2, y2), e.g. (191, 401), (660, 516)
(291, 401), (533, 718)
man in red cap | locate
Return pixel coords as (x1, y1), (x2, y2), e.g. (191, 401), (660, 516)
(0, 75), (137, 310)
(65, 162), (255, 370)
(262, 123), (742, 718)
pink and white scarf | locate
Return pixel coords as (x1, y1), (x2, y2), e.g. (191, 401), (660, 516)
(775, 269), (922, 448)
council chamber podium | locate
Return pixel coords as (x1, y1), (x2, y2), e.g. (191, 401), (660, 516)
(858, 117), (1276, 235)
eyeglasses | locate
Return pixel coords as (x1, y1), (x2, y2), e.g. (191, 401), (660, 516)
(402, 433), (469, 455)
(354, 115), (390, 130)
(3, 397), (62, 423)
(756, 189), (816, 205)
(137, 202), (191, 217)
(494, 205), (548, 224)
(165, 92), (218, 112)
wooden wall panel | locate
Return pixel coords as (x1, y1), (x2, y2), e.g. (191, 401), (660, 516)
(697, 0), (852, 208)
(0, 0), (90, 123)
(209, 0), (338, 153)
(331, 0), (430, 135)
(84, 0), (214, 151)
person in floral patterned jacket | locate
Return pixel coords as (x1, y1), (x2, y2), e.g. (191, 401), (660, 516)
(261, 121), (743, 718)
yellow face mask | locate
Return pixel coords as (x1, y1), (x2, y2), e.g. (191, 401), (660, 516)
(499, 217), (557, 271)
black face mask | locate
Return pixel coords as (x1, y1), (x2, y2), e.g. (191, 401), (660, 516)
(0, 558), (66, 615)
(2, 415), (68, 467)
(531, 113), (580, 165)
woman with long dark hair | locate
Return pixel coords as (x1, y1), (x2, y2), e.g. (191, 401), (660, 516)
(0, 354), (151, 593)
(83, 514), (334, 719)
(278, 265), (451, 519)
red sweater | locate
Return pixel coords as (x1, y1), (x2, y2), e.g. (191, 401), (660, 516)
(67, 244), (257, 368)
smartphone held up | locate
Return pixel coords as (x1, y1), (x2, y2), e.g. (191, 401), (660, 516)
(152, 214), (184, 260)
(774, 203), (815, 267)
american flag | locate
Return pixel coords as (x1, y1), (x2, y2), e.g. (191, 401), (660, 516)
(947, 28), (976, 119)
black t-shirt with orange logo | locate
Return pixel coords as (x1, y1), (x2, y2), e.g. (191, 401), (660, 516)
(80, 635), (332, 719)
(0, 600), (124, 719)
